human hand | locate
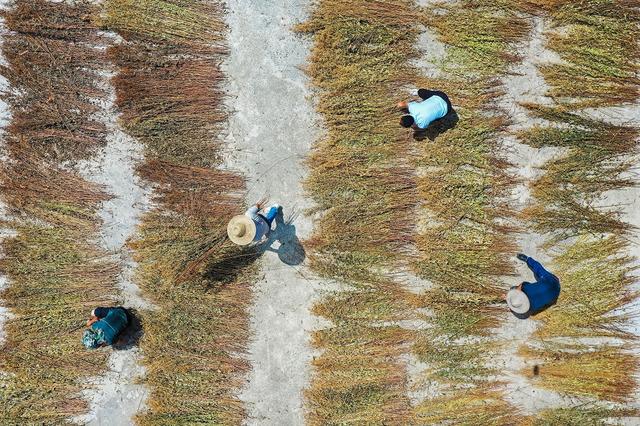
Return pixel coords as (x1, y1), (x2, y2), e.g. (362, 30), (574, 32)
(255, 197), (268, 209)
(516, 253), (528, 262)
(397, 101), (408, 110)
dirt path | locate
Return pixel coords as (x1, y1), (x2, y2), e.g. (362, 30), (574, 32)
(0, 0), (13, 361)
(222, 1), (324, 424)
(74, 67), (153, 425)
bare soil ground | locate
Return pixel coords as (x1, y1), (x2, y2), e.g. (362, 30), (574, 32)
(222, 1), (327, 424)
(495, 16), (569, 414)
(74, 68), (153, 425)
(0, 0), (13, 366)
(0, 1), (638, 423)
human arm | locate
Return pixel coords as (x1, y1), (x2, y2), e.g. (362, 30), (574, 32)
(246, 205), (260, 218)
(87, 307), (110, 326)
(526, 257), (558, 284)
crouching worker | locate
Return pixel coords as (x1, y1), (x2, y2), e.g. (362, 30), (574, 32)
(398, 89), (452, 131)
(506, 254), (561, 317)
(227, 200), (281, 246)
(82, 306), (129, 349)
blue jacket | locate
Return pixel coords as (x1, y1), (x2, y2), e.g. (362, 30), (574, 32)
(521, 257), (561, 314)
(91, 307), (129, 345)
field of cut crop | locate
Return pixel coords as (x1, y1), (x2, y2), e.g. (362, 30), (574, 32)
(0, 0), (638, 425)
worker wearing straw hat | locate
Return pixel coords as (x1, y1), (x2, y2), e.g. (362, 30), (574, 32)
(506, 254), (561, 317)
(227, 200), (281, 246)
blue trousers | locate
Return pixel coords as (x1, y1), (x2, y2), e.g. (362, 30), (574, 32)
(258, 205), (279, 227)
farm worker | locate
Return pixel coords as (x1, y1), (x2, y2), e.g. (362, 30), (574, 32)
(227, 200), (281, 246)
(506, 254), (561, 316)
(82, 307), (129, 349)
(398, 89), (452, 130)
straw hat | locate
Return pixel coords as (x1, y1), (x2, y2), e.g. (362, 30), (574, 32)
(506, 289), (530, 314)
(227, 215), (256, 246)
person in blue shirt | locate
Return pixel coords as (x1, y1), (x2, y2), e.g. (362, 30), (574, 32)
(82, 306), (130, 349)
(398, 89), (452, 130)
(506, 254), (561, 317)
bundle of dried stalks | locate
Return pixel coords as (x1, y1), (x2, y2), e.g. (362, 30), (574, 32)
(0, 0), (107, 161)
(0, 1), (117, 422)
(515, 0), (640, 414)
(103, 0), (257, 423)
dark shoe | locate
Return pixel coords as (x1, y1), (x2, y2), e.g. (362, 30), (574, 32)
(516, 253), (528, 262)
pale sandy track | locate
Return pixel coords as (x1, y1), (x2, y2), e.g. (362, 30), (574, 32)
(74, 63), (153, 425)
(222, 1), (327, 424)
(0, 0), (14, 364)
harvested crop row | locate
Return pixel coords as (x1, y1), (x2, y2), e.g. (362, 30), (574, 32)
(515, 0), (640, 420)
(297, 1), (422, 423)
(0, 1), (118, 423)
(410, 1), (529, 423)
(101, 0), (257, 423)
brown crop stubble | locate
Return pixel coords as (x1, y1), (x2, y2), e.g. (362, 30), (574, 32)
(297, 1), (423, 424)
(102, 0), (258, 423)
(515, 0), (640, 419)
(0, 1), (119, 423)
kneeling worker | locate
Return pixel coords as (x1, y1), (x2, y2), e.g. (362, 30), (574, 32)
(506, 254), (561, 317)
(82, 306), (129, 349)
(398, 89), (452, 131)
(227, 200), (281, 246)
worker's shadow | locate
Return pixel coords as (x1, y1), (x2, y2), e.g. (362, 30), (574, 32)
(261, 207), (306, 266)
(113, 308), (143, 351)
(413, 108), (459, 142)
(202, 245), (262, 288)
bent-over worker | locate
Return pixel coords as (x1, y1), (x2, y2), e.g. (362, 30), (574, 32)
(82, 306), (129, 349)
(506, 254), (561, 317)
(398, 89), (452, 130)
(227, 200), (281, 246)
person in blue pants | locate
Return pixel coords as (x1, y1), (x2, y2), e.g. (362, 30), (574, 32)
(82, 307), (130, 349)
(227, 199), (281, 246)
(506, 254), (561, 317)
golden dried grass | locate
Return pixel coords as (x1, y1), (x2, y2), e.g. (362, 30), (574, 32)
(103, 0), (258, 423)
(0, 2), (117, 422)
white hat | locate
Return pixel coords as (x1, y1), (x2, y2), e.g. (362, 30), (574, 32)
(506, 289), (530, 314)
(227, 215), (256, 246)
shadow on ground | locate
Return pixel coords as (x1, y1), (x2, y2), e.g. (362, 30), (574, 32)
(261, 207), (306, 266)
(203, 245), (262, 289)
(413, 108), (459, 141)
(113, 308), (143, 351)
